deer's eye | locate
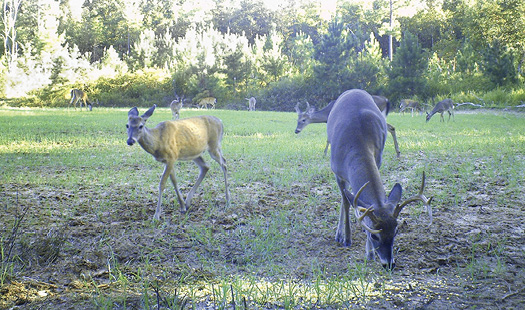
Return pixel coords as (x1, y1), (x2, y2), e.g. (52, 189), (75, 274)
(139, 125), (144, 129)
(126, 124), (129, 128)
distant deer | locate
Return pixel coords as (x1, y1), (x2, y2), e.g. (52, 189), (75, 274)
(69, 89), (95, 111)
(295, 96), (400, 157)
(426, 99), (454, 122)
(198, 97), (216, 109)
(327, 89), (432, 269)
(170, 97), (183, 120)
(246, 97), (256, 111)
(126, 105), (230, 220)
(399, 99), (424, 117)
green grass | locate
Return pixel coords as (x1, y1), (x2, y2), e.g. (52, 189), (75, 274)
(0, 107), (524, 309)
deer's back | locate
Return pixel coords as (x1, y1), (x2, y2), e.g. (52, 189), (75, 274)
(328, 90), (387, 176)
(156, 116), (223, 161)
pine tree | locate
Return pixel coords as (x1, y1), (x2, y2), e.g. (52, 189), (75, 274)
(388, 31), (428, 100)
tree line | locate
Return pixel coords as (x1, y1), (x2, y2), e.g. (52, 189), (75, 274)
(1, 0), (524, 110)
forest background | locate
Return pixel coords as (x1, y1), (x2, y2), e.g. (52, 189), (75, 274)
(1, 0), (524, 110)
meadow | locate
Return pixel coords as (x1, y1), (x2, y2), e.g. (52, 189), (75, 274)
(1, 106), (524, 309)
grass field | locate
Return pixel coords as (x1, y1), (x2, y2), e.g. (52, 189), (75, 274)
(1, 106), (524, 309)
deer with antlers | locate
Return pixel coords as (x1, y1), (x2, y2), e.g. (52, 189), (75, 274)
(126, 105), (230, 220)
(295, 95), (400, 157)
(327, 89), (432, 269)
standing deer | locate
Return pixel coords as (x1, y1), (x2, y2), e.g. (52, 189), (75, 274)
(69, 89), (95, 111)
(426, 99), (454, 122)
(126, 105), (230, 220)
(327, 89), (432, 269)
(170, 97), (183, 120)
(295, 96), (401, 158)
(399, 99), (423, 117)
(198, 97), (216, 109)
(245, 97), (256, 111)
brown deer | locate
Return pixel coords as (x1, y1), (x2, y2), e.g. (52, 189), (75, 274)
(198, 97), (216, 109)
(399, 99), (424, 117)
(327, 89), (432, 269)
(69, 89), (95, 111)
(170, 97), (183, 120)
(426, 99), (455, 122)
(295, 96), (400, 157)
(126, 105), (230, 220)
(246, 97), (256, 111)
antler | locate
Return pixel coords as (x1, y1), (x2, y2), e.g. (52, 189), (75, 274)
(352, 182), (382, 234)
(393, 172), (433, 225)
(294, 102), (301, 113)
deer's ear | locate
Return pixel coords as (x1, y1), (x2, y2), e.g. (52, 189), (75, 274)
(128, 107), (139, 117)
(388, 183), (402, 205)
(142, 105), (156, 120)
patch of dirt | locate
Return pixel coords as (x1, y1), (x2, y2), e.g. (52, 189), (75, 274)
(1, 150), (525, 309)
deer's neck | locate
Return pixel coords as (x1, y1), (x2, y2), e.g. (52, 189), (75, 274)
(348, 154), (387, 209)
(312, 101), (335, 123)
(138, 127), (163, 159)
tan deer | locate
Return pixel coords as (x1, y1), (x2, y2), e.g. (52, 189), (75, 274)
(170, 97), (183, 120)
(295, 95), (400, 158)
(246, 97), (256, 111)
(426, 98), (454, 122)
(327, 89), (432, 269)
(69, 89), (95, 111)
(126, 105), (230, 220)
(399, 99), (424, 117)
(198, 97), (216, 109)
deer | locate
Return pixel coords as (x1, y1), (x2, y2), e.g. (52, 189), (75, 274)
(399, 99), (424, 117)
(327, 89), (432, 270)
(170, 96), (183, 120)
(126, 105), (230, 220)
(426, 98), (455, 122)
(295, 95), (401, 158)
(245, 97), (256, 111)
(69, 89), (96, 111)
(198, 97), (216, 109)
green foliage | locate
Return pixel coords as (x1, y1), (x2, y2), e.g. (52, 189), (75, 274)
(388, 31), (428, 101)
(1, 0), (524, 111)
(481, 39), (518, 87)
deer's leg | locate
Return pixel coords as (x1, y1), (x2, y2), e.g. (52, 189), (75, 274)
(168, 169), (186, 213)
(335, 176), (352, 247)
(185, 156), (209, 209)
(209, 148), (230, 204)
(387, 123), (401, 158)
(323, 141), (330, 156)
(154, 163), (173, 220)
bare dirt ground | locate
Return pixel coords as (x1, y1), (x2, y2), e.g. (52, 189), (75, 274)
(1, 158), (524, 310)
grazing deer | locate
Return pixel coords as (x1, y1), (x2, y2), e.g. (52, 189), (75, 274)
(198, 97), (216, 109)
(170, 97), (183, 120)
(426, 99), (454, 122)
(399, 99), (423, 117)
(126, 105), (230, 220)
(245, 97), (256, 111)
(69, 89), (95, 111)
(327, 89), (432, 269)
(295, 96), (401, 158)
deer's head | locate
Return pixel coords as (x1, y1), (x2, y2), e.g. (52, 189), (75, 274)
(127, 105), (156, 146)
(344, 173), (432, 270)
(294, 102), (315, 134)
